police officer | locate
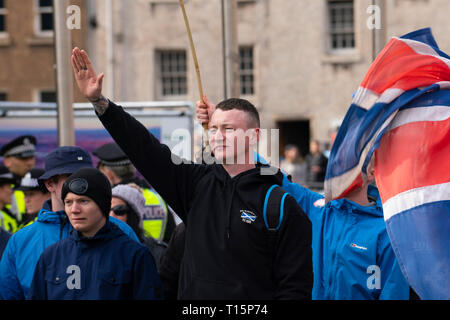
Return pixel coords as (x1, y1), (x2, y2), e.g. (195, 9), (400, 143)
(0, 135), (37, 223)
(93, 142), (176, 243)
(0, 166), (19, 233)
(16, 168), (50, 227)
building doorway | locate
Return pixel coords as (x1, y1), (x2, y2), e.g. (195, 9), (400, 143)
(276, 120), (310, 159)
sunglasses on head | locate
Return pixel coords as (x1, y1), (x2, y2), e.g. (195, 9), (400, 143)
(111, 205), (130, 216)
(68, 178), (88, 194)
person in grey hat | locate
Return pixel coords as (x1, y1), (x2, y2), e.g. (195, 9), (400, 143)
(110, 183), (167, 271)
(1, 135), (37, 226)
(0, 146), (139, 300)
(93, 142), (176, 244)
(15, 168), (50, 227)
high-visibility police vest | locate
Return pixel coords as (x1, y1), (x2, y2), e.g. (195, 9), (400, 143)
(5, 190), (26, 223)
(142, 188), (169, 242)
(0, 207), (19, 234)
(19, 215), (38, 229)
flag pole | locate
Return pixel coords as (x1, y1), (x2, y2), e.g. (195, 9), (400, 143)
(178, 0), (209, 147)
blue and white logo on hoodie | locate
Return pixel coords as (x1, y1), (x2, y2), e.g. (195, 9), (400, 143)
(240, 210), (257, 224)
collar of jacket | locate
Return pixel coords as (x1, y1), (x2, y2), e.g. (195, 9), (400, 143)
(69, 220), (120, 244)
(328, 194), (382, 217)
(212, 162), (284, 186)
(37, 199), (68, 224)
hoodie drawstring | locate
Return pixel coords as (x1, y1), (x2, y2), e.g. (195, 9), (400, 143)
(225, 179), (237, 240)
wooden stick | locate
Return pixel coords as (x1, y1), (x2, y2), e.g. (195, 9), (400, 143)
(178, 0), (209, 146)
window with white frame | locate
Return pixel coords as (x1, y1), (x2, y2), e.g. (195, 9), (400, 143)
(239, 46), (254, 95)
(0, 0), (7, 33)
(328, 0), (355, 51)
(156, 50), (187, 97)
(35, 0), (54, 36)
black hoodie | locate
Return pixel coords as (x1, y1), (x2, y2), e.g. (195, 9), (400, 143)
(99, 101), (313, 299)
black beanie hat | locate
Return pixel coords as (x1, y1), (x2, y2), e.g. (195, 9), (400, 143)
(61, 168), (112, 219)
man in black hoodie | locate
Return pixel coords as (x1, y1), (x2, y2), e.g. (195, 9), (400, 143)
(71, 47), (312, 299)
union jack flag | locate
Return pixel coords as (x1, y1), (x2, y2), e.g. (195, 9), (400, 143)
(324, 28), (450, 299)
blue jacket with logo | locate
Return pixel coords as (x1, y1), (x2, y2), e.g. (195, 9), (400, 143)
(282, 178), (409, 300)
(0, 200), (139, 300)
(28, 221), (163, 300)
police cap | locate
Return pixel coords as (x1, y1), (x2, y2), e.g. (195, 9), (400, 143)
(0, 165), (16, 185)
(0, 135), (37, 158)
(92, 143), (132, 167)
(16, 168), (47, 192)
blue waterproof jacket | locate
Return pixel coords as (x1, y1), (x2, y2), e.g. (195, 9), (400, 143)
(0, 200), (139, 300)
(282, 178), (409, 300)
(28, 221), (163, 300)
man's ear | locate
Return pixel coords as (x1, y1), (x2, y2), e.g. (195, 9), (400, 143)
(248, 128), (260, 146)
(101, 166), (117, 185)
(3, 157), (11, 168)
(366, 156), (375, 183)
(44, 179), (56, 193)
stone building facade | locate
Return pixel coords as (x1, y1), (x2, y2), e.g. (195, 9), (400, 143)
(86, 0), (450, 156)
(0, 0), (87, 103)
(2, 0), (449, 156)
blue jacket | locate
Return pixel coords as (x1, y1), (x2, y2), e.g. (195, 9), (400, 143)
(282, 178), (409, 300)
(28, 221), (163, 300)
(0, 200), (139, 300)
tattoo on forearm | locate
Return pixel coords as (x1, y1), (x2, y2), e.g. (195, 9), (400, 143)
(90, 95), (109, 116)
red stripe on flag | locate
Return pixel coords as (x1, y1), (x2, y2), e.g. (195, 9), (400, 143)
(360, 39), (450, 94)
(374, 118), (450, 203)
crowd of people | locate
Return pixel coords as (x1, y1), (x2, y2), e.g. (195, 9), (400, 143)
(0, 46), (422, 300)
(280, 141), (329, 192)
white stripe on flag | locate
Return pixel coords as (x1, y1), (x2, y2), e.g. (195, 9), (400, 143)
(377, 88), (405, 104)
(353, 87), (379, 110)
(383, 182), (450, 221)
(387, 105), (450, 132)
(353, 87), (405, 111)
(437, 81), (450, 89)
(400, 37), (450, 69)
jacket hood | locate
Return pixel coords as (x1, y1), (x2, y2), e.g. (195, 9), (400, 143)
(37, 200), (68, 224)
(329, 184), (383, 217)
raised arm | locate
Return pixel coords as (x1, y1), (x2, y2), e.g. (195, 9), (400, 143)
(72, 48), (103, 100)
(71, 48), (207, 220)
